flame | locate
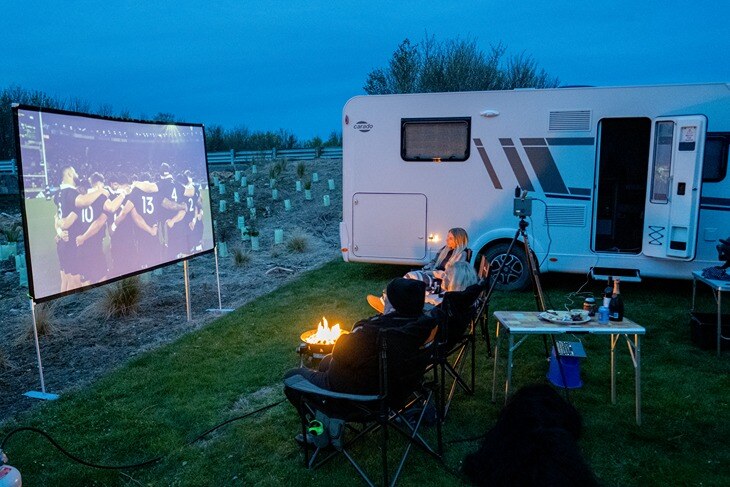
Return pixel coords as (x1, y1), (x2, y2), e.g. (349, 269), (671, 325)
(304, 317), (343, 345)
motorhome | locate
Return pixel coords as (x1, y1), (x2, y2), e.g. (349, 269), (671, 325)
(339, 83), (730, 289)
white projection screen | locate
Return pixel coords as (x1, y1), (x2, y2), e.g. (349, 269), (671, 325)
(13, 105), (215, 302)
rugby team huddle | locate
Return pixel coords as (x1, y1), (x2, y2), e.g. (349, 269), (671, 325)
(52, 163), (206, 292)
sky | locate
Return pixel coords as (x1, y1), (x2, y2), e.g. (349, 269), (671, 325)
(2, 1), (728, 141)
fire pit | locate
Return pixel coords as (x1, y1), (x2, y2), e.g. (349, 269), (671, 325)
(297, 317), (347, 365)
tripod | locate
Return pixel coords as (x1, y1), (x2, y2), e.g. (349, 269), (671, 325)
(482, 215), (573, 402)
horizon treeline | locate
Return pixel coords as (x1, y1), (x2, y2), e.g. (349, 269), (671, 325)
(364, 35), (560, 94)
(0, 85), (342, 160)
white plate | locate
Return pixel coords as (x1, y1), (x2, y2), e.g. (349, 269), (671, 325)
(538, 310), (590, 325)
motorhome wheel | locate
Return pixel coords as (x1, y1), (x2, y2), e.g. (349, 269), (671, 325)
(483, 243), (530, 291)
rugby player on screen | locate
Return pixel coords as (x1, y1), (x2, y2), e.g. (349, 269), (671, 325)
(74, 172), (126, 284)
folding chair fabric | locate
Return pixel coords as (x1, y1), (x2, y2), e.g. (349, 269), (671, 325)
(286, 324), (442, 486)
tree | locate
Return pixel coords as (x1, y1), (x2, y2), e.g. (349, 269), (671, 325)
(364, 35), (559, 95)
(364, 39), (420, 95)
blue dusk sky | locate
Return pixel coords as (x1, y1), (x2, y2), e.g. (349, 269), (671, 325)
(2, 1), (728, 140)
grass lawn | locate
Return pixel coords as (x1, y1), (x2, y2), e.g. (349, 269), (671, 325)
(1, 260), (729, 486)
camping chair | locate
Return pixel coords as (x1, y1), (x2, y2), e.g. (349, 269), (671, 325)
(432, 279), (487, 419)
(284, 324), (443, 486)
(474, 256), (493, 356)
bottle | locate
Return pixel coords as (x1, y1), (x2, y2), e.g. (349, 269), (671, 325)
(608, 278), (624, 322)
(602, 276), (613, 308)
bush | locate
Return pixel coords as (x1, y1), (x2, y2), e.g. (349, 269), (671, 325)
(102, 276), (142, 319)
(1, 225), (21, 243)
(233, 248), (252, 266)
(19, 302), (57, 343)
(0, 347), (11, 371)
(296, 161), (306, 179)
(286, 232), (309, 253)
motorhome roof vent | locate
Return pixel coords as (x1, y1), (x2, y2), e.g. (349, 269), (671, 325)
(549, 110), (591, 131)
(544, 205), (586, 227)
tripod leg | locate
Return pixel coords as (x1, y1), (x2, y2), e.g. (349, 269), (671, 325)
(522, 231), (551, 357)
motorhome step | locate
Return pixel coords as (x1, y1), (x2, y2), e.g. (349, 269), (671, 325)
(591, 267), (641, 282)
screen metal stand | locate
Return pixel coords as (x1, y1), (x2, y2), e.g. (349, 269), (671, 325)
(183, 260), (192, 322)
(24, 299), (59, 401)
(206, 244), (233, 314)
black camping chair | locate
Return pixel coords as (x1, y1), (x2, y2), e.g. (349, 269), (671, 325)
(432, 279), (488, 419)
(284, 324), (443, 486)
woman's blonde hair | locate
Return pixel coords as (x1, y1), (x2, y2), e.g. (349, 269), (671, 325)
(435, 227), (469, 267)
(444, 260), (478, 292)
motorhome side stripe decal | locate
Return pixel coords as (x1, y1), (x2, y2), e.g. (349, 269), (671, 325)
(499, 138), (534, 192)
(700, 196), (730, 211)
(473, 138), (503, 189)
(546, 137), (595, 146)
(520, 138), (569, 194)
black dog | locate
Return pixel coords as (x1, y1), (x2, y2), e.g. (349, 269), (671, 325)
(463, 384), (599, 486)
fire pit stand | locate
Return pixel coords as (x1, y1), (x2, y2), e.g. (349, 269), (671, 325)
(296, 329), (344, 367)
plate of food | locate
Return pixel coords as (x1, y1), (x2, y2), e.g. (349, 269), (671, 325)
(538, 310), (590, 324)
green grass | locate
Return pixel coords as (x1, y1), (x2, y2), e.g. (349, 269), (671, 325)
(1, 262), (729, 486)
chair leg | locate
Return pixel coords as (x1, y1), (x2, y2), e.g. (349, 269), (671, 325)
(296, 396), (309, 467)
(434, 365), (443, 455)
(470, 334), (476, 392)
(381, 413), (389, 486)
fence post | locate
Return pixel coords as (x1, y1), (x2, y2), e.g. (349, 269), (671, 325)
(272, 147), (277, 159)
(230, 149), (235, 165)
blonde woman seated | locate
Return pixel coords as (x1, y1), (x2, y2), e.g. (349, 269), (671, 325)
(367, 228), (470, 313)
(368, 258), (478, 315)
(405, 227), (470, 288)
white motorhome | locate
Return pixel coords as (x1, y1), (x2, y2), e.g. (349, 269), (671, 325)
(339, 83), (730, 289)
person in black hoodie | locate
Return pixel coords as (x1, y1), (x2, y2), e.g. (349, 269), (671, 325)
(283, 278), (435, 407)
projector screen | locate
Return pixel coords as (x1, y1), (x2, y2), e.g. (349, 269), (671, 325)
(13, 105), (215, 302)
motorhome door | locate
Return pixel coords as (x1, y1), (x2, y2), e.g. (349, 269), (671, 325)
(351, 192), (427, 260)
(642, 116), (707, 259)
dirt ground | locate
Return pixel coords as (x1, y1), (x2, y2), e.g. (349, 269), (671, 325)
(0, 158), (343, 422)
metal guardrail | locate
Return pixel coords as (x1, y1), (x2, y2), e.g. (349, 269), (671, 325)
(0, 146), (343, 174)
(0, 159), (16, 174)
(206, 147), (342, 165)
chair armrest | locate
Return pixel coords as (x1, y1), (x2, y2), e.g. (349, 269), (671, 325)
(284, 375), (380, 402)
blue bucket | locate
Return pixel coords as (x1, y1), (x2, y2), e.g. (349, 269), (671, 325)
(547, 347), (583, 389)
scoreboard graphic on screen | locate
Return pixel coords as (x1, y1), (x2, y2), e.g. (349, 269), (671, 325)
(13, 105), (215, 302)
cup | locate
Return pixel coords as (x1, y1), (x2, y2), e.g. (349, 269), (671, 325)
(598, 306), (609, 324)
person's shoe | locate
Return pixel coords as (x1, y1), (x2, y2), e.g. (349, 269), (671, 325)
(367, 294), (385, 314)
(295, 432), (316, 449)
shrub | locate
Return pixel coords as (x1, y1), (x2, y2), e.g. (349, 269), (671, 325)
(19, 302), (57, 343)
(0, 347), (11, 371)
(303, 179), (312, 190)
(233, 248), (252, 266)
(1, 225), (21, 243)
(102, 276), (142, 319)
(286, 232), (309, 253)
(296, 161), (306, 179)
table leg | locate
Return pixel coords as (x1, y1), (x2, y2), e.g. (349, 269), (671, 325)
(717, 290), (722, 358)
(504, 333), (514, 405)
(691, 276), (697, 312)
(491, 322), (501, 403)
(610, 334), (617, 404)
(635, 334), (641, 426)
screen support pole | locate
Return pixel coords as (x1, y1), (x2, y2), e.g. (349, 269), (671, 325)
(207, 244), (233, 314)
(24, 298), (59, 400)
(183, 259), (191, 322)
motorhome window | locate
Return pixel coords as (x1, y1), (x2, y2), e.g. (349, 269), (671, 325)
(702, 135), (728, 182)
(401, 118), (470, 162)
(650, 121), (674, 203)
